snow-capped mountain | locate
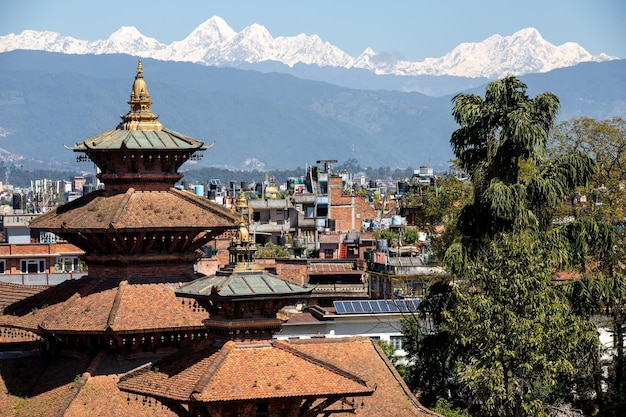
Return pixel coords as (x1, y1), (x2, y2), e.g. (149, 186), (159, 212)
(0, 16), (615, 79)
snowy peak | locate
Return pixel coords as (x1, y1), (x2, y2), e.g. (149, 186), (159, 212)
(185, 16), (236, 43)
(0, 18), (616, 79)
(92, 26), (166, 55)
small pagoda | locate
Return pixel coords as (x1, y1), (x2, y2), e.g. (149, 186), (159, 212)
(30, 60), (239, 280)
(117, 196), (378, 417)
(175, 193), (314, 344)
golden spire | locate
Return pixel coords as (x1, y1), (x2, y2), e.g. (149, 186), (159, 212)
(236, 215), (249, 243)
(117, 59), (163, 131)
(236, 190), (249, 213)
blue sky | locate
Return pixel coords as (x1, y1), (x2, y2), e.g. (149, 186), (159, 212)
(1, 0), (624, 60)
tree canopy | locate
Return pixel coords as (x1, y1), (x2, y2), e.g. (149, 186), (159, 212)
(402, 78), (617, 417)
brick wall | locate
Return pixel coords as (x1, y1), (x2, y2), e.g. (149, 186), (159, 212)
(328, 175), (377, 232)
(274, 259), (308, 286)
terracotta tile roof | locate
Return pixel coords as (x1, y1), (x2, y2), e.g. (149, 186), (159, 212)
(0, 355), (94, 417)
(64, 373), (178, 417)
(30, 188), (239, 232)
(118, 343), (222, 402)
(118, 339), (373, 403)
(111, 283), (207, 332)
(0, 282), (50, 313)
(287, 337), (440, 417)
(0, 278), (207, 335)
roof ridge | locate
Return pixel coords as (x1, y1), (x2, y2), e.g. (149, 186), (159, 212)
(109, 188), (135, 226)
(190, 341), (236, 398)
(106, 280), (128, 329)
(117, 361), (154, 385)
(272, 340), (368, 387)
(170, 187), (239, 221)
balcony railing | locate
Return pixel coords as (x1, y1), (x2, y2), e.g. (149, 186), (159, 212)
(0, 272), (87, 285)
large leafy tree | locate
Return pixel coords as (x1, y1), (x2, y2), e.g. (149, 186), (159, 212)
(449, 233), (597, 417)
(403, 77), (609, 416)
(447, 76), (594, 261)
(551, 116), (626, 224)
(552, 117), (626, 415)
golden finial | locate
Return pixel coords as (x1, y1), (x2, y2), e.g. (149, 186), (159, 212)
(236, 215), (249, 243)
(118, 60), (162, 131)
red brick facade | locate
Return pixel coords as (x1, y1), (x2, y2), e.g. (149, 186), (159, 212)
(328, 175), (377, 232)
(0, 242), (83, 274)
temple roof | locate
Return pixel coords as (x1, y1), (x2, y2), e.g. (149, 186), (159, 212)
(118, 339), (373, 403)
(176, 269), (313, 300)
(116, 337), (438, 416)
(0, 278), (207, 334)
(70, 127), (208, 152)
(29, 187), (239, 232)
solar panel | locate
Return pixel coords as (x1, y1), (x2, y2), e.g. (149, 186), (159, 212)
(352, 301), (364, 313)
(333, 299), (420, 315)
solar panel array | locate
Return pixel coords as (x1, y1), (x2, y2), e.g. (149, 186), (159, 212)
(333, 299), (420, 315)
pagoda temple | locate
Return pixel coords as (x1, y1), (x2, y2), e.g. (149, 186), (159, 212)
(0, 60), (438, 417)
(1, 60), (242, 358)
(30, 60), (239, 280)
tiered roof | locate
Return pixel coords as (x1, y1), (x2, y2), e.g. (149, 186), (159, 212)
(1, 278), (207, 335)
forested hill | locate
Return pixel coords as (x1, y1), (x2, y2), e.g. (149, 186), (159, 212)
(0, 51), (624, 173)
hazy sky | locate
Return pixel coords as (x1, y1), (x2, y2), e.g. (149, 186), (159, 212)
(1, 0), (624, 60)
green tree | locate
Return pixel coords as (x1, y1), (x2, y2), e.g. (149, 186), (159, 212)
(376, 339), (406, 377)
(403, 77), (609, 417)
(374, 229), (399, 247)
(402, 228), (421, 245)
(401, 280), (465, 407)
(449, 234), (597, 417)
(447, 76), (594, 261)
(551, 117), (626, 415)
(551, 117), (626, 220)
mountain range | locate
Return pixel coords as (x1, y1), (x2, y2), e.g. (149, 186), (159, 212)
(0, 50), (624, 173)
(0, 17), (623, 173)
(0, 16), (616, 86)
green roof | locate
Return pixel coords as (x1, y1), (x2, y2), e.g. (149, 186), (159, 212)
(176, 269), (313, 299)
(71, 127), (208, 152)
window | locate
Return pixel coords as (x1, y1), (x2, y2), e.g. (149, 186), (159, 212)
(324, 249), (334, 258)
(0, 260), (5, 274)
(390, 335), (403, 351)
(55, 256), (79, 272)
(21, 259), (46, 274)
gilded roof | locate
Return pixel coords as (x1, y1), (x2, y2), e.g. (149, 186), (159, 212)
(29, 188), (239, 232)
